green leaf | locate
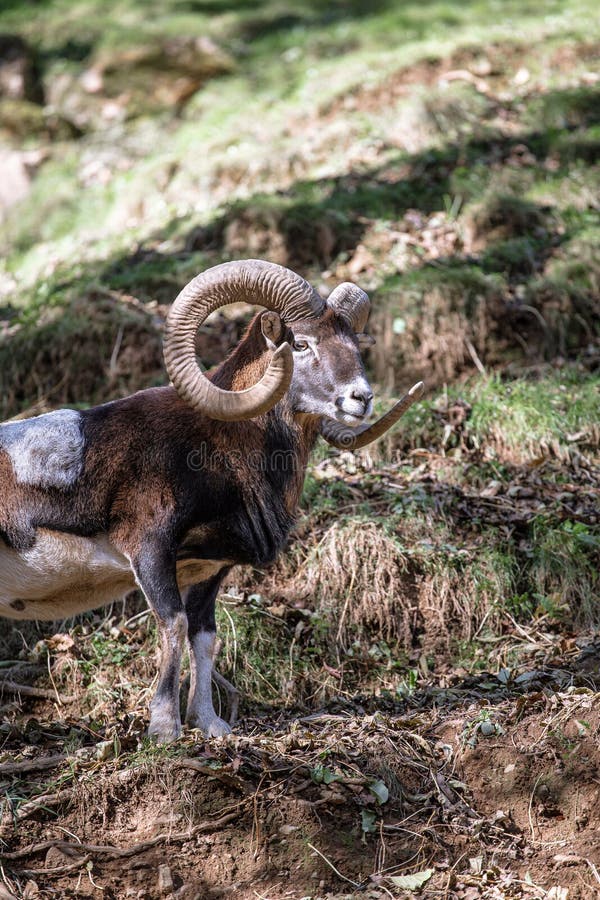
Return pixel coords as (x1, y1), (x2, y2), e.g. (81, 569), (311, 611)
(310, 764), (340, 785)
(389, 869), (434, 890)
(369, 779), (389, 805)
(360, 809), (377, 834)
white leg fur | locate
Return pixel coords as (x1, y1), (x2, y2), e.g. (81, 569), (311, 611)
(186, 631), (231, 737)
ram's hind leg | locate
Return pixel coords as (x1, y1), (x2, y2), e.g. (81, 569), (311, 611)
(129, 541), (187, 744)
(184, 571), (232, 738)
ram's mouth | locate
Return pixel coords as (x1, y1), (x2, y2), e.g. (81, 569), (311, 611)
(332, 409), (366, 427)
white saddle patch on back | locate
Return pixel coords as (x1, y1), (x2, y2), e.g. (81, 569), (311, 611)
(0, 409), (84, 489)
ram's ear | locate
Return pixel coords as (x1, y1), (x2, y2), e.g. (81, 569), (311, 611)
(260, 311), (284, 350)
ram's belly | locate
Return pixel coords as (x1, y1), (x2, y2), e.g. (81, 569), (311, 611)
(176, 557), (229, 590)
(0, 529), (231, 621)
(0, 530), (135, 620)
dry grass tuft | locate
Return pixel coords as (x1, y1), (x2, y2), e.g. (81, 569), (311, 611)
(285, 519), (414, 650)
(370, 269), (505, 389)
(0, 293), (163, 419)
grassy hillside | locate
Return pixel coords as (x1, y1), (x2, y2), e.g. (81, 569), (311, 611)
(0, 1), (599, 897)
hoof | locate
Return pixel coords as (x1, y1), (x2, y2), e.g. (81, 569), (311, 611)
(148, 713), (181, 744)
(187, 714), (232, 738)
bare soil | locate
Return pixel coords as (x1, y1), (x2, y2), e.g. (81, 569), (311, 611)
(2, 638), (600, 899)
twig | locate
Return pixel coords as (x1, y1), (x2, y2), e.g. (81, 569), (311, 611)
(528, 774), (542, 840)
(0, 755), (67, 776)
(175, 758), (246, 792)
(16, 855), (91, 878)
(439, 69), (489, 93)
(0, 785), (78, 831)
(465, 338), (486, 375)
(518, 304), (549, 332)
(212, 669), (240, 725)
(0, 680), (73, 704)
(553, 855), (600, 885)
(307, 842), (363, 890)
(433, 773), (479, 819)
(1, 840), (82, 861)
(587, 859), (600, 886)
(46, 653), (63, 706)
(109, 324), (124, 377)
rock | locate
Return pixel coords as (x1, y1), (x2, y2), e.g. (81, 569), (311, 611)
(479, 719), (495, 736)
(0, 34), (43, 103)
(95, 35), (234, 112)
(470, 56), (492, 77)
(44, 70), (109, 131)
(514, 66), (531, 85)
(44, 846), (71, 869)
(158, 865), (174, 896)
(0, 148), (30, 213)
(347, 243), (374, 276)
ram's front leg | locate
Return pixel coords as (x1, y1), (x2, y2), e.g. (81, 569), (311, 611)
(129, 542), (187, 743)
(184, 573), (232, 738)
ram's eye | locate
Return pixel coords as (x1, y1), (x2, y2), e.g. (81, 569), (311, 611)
(293, 340), (309, 352)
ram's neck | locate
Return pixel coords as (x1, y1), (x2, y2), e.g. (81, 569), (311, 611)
(210, 314), (267, 389)
(210, 316), (321, 509)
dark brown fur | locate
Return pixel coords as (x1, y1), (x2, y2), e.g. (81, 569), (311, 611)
(0, 309), (370, 741)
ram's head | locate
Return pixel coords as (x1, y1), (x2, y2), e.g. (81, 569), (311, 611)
(163, 258), (423, 448)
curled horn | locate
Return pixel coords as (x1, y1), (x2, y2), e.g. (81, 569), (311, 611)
(163, 259), (325, 421)
(320, 382), (425, 450)
(327, 282), (371, 332)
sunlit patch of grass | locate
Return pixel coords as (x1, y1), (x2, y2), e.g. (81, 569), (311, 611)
(216, 591), (299, 706)
(467, 372), (600, 458)
(392, 369), (600, 461)
(1, 0), (598, 298)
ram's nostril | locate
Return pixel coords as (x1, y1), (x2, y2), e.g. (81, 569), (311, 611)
(350, 389), (373, 405)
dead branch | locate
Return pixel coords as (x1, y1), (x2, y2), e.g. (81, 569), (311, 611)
(175, 758), (247, 792)
(212, 668), (240, 725)
(0, 755), (68, 777)
(0, 785), (78, 831)
(0, 680), (74, 704)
